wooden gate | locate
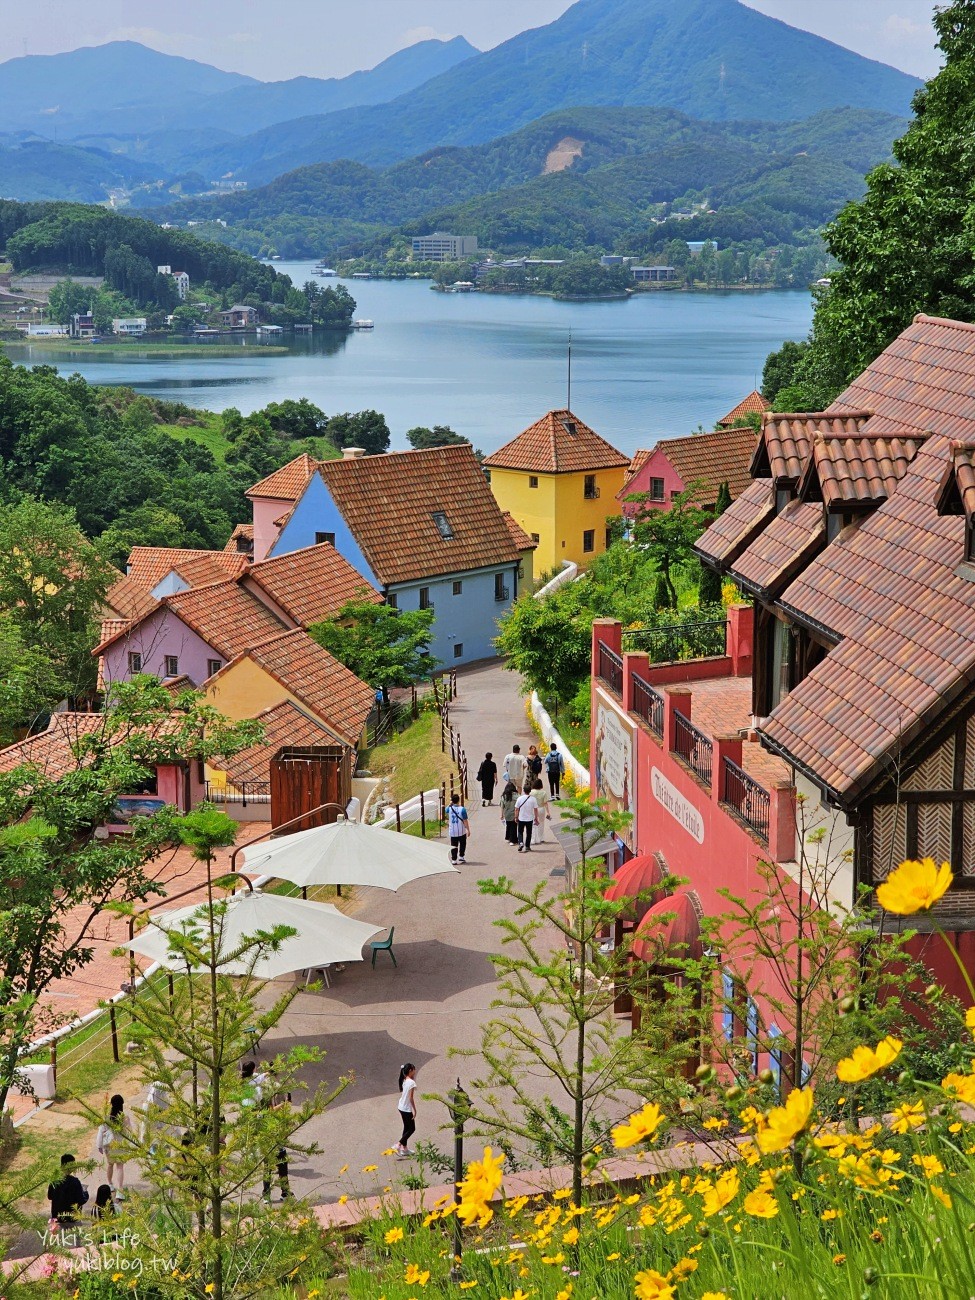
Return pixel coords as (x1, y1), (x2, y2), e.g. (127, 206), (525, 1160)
(269, 746), (352, 831)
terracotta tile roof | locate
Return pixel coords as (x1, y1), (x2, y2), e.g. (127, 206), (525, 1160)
(317, 444), (520, 585)
(483, 409), (629, 474)
(502, 512), (537, 551)
(671, 674), (790, 789)
(762, 435), (975, 802)
(717, 389), (769, 428)
(245, 453), (320, 501)
(830, 315), (975, 439)
(0, 713), (104, 779)
(693, 478), (774, 567)
(800, 433), (927, 510)
(172, 552), (249, 589)
(222, 700), (345, 787)
(234, 628), (375, 747)
(94, 579), (289, 660)
(624, 448), (653, 484)
(649, 426), (759, 502)
(223, 523), (254, 554)
(245, 543), (380, 626)
(104, 573), (158, 622)
(126, 547), (242, 592)
(729, 501), (825, 598)
(750, 412), (871, 486)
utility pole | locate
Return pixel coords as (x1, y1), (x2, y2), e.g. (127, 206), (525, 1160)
(567, 333), (572, 412)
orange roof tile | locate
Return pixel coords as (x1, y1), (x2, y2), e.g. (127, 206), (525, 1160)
(717, 389), (769, 428)
(172, 552), (249, 589)
(104, 573), (158, 622)
(646, 426), (759, 502)
(694, 479), (774, 567)
(230, 628), (375, 747)
(729, 501), (825, 598)
(800, 433), (927, 510)
(222, 700), (345, 787)
(502, 512), (537, 551)
(223, 523), (254, 555)
(750, 412), (872, 486)
(245, 543), (379, 627)
(0, 713), (105, 779)
(317, 444), (520, 586)
(483, 409), (629, 474)
(624, 448), (653, 484)
(245, 453), (320, 501)
(949, 443), (975, 518)
(126, 547), (243, 592)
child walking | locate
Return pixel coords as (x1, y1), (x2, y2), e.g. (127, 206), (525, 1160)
(396, 1063), (418, 1157)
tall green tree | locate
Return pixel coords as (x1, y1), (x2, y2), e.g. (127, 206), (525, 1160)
(326, 409), (391, 456)
(309, 598), (436, 702)
(625, 485), (710, 609)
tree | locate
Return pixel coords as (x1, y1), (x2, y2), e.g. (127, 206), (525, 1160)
(261, 397), (329, 440)
(169, 303), (204, 333)
(406, 424), (470, 450)
(0, 498), (117, 709)
(326, 409), (391, 456)
(309, 599), (436, 703)
(625, 486), (710, 609)
(453, 795), (697, 1209)
(221, 406), (244, 442)
(0, 679), (262, 1116)
(494, 583), (595, 711)
(0, 615), (60, 746)
(99, 504), (192, 568)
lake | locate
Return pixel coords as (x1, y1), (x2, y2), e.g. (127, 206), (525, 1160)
(11, 262), (812, 456)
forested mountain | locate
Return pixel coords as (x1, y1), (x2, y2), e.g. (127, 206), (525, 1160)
(0, 139), (162, 203)
(153, 106), (904, 259)
(172, 0), (921, 182)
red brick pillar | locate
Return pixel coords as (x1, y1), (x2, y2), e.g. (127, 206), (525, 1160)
(663, 686), (692, 754)
(592, 617), (622, 664)
(768, 782), (797, 863)
(713, 735), (743, 805)
(726, 603), (754, 677)
(622, 650), (651, 714)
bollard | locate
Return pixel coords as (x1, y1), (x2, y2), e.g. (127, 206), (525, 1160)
(395, 803), (402, 833)
(109, 1003), (120, 1063)
(420, 790), (426, 838)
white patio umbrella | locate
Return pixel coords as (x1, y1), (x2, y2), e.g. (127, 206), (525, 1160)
(125, 889), (385, 979)
(237, 816), (458, 891)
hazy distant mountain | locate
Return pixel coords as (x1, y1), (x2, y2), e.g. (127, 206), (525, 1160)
(0, 138), (166, 203)
(0, 42), (255, 139)
(180, 0), (922, 182)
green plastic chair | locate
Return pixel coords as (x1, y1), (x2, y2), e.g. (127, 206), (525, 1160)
(371, 926), (396, 968)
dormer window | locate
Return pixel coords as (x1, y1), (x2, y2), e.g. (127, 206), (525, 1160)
(432, 511), (454, 540)
(775, 486), (793, 514)
(967, 517), (975, 563)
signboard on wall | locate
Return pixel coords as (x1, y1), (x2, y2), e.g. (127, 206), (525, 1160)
(651, 766), (704, 844)
(593, 687), (636, 849)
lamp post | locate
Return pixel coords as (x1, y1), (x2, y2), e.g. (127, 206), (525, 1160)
(448, 1077), (470, 1283)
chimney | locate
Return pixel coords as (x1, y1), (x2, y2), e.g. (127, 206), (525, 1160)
(342, 447), (367, 460)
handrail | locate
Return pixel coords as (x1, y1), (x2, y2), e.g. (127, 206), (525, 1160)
(597, 641), (624, 694)
(631, 672), (664, 737)
(672, 712), (713, 788)
(621, 617), (726, 664)
(722, 757), (770, 843)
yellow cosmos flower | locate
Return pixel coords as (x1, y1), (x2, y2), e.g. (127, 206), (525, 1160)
(836, 1037), (902, 1083)
(362, 1164), (378, 1173)
(912, 1154), (945, 1178)
(556, 1289), (573, 1300)
(459, 1283), (479, 1291)
(701, 1167), (739, 1217)
(562, 1227), (579, 1246)
(876, 857), (952, 914)
(668, 1257), (698, 1281)
(612, 1101), (664, 1148)
(756, 1088), (815, 1153)
(384, 1226), (404, 1244)
(743, 1188), (779, 1219)
(633, 1269), (676, 1300)
(931, 1184), (953, 1209)
(701, 1294), (730, 1300)
(337, 1194), (348, 1205)
(890, 1101), (925, 1134)
(506, 1196), (529, 1216)
(943, 1071), (975, 1105)
(404, 1263), (431, 1287)
(702, 1117), (728, 1131)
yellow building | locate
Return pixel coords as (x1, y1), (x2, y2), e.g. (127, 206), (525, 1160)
(484, 409), (629, 575)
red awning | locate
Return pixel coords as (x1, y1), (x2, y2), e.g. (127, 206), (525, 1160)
(631, 891), (703, 964)
(604, 852), (666, 903)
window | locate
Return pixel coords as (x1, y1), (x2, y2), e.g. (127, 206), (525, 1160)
(530, 532), (540, 544)
(649, 477), (665, 501)
(207, 659), (222, 678)
(605, 527), (614, 551)
(746, 997), (760, 1072)
(452, 580), (463, 596)
(453, 643), (464, 659)
(419, 587), (432, 610)
(494, 572), (509, 602)
(528, 475), (539, 489)
(164, 655), (179, 678)
(315, 531), (335, 546)
(721, 970), (736, 1042)
(127, 651), (142, 674)
(584, 474), (599, 499)
(432, 511), (454, 540)
(770, 617), (793, 709)
(387, 593), (397, 609)
(583, 529), (595, 553)
(769, 1024), (784, 1099)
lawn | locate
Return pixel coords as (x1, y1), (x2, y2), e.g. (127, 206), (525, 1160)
(157, 411), (230, 462)
(362, 710), (457, 808)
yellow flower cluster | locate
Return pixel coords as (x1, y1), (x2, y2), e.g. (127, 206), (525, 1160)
(836, 1036), (902, 1082)
(455, 1147), (505, 1230)
(611, 1101), (664, 1149)
(755, 1087), (814, 1153)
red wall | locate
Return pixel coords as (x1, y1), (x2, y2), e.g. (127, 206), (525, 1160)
(619, 448), (685, 517)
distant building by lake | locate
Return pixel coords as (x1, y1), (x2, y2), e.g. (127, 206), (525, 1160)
(632, 266), (678, 283)
(412, 232), (479, 262)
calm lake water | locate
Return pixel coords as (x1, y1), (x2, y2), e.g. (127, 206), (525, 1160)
(13, 262), (812, 456)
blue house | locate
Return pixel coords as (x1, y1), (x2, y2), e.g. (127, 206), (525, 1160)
(267, 445), (528, 667)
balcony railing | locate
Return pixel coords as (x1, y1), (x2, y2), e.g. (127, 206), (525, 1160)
(205, 780), (270, 807)
(673, 712), (713, 788)
(597, 641), (624, 694)
(722, 757), (770, 843)
(494, 584), (510, 602)
(622, 617), (726, 665)
(631, 671), (664, 738)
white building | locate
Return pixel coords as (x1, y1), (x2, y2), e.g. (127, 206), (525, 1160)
(112, 317), (148, 336)
(632, 266), (678, 283)
(411, 232), (478, 262)
(26, 323), (67, 336)
(157, 265), (190, 300)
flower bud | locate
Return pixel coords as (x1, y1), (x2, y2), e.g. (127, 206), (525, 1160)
(924, 984), (940, 1001)
(724, 1085), (743, 1101)
(758, 1068), (775, 1086)
(838, 996), (855, 1014)
(695, 1064), (715, 1082)
(897, 1070), (913, 1087)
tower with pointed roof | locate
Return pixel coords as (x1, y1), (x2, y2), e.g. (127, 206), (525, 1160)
(483, 410), (629, 572)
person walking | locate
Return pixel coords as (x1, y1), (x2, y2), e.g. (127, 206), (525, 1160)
(476, 752), (498, 806)
(48, 1154), (89, 1228)
(447, 793), (470, 864)
(545, 743), (566, 798)
(500, 782), (520, 845)
(526, 744), (543, 782)
(503, 744), (526, 791)
(532, 778), (552, 842)
(395, 1062), (418, 1157)
(515, 786), (539, 852)
(96, 1095), (131, 1198)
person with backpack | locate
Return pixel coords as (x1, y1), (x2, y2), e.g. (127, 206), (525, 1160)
(447, 793), (470, 864)
(545, 743), (566, 798)
(526, 744), (543, 781)
(476, 753), (498, 806)
(500, 781), (520, 845)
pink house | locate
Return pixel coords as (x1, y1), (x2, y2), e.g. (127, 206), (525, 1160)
(246, 454), (322, 561)
(620, 426), (758, 517)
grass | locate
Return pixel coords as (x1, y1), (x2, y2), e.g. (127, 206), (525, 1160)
(2, 338), (289, 359)
(157, 411), (230, 462)
(361, 710), (457, 808)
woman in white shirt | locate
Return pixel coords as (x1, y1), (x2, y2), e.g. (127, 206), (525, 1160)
(395, 1062), (417, 1157)
(531, 778), (552, 842)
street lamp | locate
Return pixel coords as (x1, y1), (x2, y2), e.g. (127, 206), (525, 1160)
(447, 1077), (470, 1283)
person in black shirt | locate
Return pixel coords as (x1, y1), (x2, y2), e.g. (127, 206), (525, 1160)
(476, 753), (498, 806)
(48, 1153), (88, 1226)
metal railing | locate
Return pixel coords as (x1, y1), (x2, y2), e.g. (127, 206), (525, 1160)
(597, 641), (624, 694)
(631, 672), (664, 737)
(722, 757), (770, 843)
(584, 485), (601, 499)
(622, 617), (727, 665)
(672, 713), (713, 788)
(494, 584), (510, 602)
(205, 780), (270, 806)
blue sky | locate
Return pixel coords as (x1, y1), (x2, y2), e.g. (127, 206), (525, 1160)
(0, 0), (941, 81)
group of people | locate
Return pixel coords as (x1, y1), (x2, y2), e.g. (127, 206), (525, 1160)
(477, 742), (566, 854)
(47, 1092), (132, 1228)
